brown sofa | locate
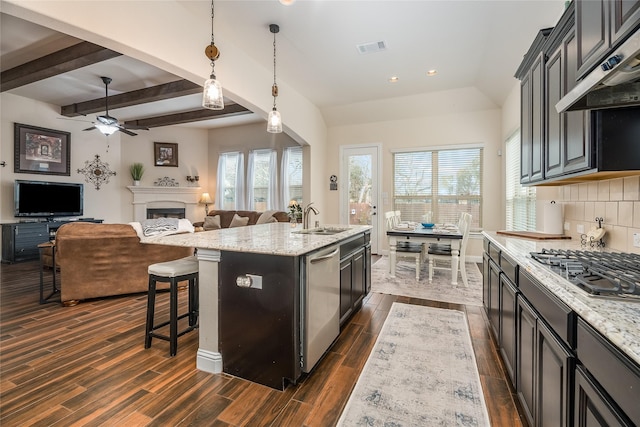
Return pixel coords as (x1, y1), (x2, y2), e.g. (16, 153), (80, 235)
(194, 210), (290, 229)
(55, 222), (193, 305)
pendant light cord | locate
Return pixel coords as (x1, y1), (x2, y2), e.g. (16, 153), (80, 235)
(272, 27), (278, 109)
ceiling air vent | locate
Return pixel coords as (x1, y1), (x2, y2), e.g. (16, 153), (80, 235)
(356, 40), (387, 54)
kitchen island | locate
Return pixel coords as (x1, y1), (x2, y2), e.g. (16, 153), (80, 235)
(483, 231), (640, 426)
(145, 223), (371, 389)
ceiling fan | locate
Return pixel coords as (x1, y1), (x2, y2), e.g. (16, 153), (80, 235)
(83, 76), (149, 136)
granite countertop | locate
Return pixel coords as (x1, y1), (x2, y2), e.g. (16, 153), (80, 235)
(144, 223), (371, 256)
(483, 231), (640, 367)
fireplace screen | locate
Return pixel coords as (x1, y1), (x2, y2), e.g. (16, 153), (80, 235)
(147, 208), (185, 219)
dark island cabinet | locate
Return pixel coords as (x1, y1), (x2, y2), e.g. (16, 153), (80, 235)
(339, 231), (370, 326)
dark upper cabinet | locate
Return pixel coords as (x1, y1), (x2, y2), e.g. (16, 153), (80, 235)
(518, 33), (549, 185)
(611, 0), (640, 44)
(576, 0), (640, 79)
(545, 7), (592, 179)
(576, 0), (610, 79)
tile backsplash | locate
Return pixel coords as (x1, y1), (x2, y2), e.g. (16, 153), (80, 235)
(542, 176), (640, 253)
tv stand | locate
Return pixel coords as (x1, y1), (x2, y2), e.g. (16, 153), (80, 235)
(1, 218), (103, 263)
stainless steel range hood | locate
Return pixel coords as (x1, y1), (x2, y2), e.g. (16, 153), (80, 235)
(556, 28), (640, 113)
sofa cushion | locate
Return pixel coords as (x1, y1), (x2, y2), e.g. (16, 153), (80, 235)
(229, 214), (250, 228)
(203, 215), (221, 230)
(256, 210), (279, 224)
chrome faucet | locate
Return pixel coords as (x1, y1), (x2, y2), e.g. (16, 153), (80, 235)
(303, 202), (319, 229)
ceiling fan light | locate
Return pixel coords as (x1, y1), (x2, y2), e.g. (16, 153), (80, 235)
(95, 123), (118, 136)
(202, 76), (224, 110)
(267, 108), (282, 133)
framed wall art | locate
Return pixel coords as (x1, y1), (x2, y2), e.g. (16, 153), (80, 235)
(154, 142), (178, 167)
(14, 123), (71, 176)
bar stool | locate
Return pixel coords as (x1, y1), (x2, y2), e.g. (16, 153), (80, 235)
(145, 256), (199, 356)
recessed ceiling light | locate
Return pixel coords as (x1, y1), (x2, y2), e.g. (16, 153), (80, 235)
(427, 69), (438, 76)
(279, 0), (296, 5)
(388, 76), (399, 83)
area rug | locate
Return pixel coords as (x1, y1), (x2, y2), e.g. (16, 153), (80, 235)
(371, 256), (483, 306)
(337, 303), (490, 426)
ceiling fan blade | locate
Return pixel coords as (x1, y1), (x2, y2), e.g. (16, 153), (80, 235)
(83, 126), (97, 131)
(118, 127), (138, 136)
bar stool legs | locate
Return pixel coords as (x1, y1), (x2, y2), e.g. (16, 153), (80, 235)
(145, 257), (199, 356)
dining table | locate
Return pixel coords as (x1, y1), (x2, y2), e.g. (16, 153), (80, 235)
(387, 224), (464, 284)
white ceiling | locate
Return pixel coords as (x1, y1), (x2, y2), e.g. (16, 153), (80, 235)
(1, 0), (566, 130)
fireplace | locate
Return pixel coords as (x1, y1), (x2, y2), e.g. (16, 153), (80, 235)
(127, 186), (201, 222)
(147, 208), (186, 219)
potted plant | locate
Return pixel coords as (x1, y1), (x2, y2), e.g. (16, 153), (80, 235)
(129, 163), (144, 186)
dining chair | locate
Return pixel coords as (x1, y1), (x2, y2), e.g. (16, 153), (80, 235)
(385, 211), (424, 280)
(427, 213), (471, 286)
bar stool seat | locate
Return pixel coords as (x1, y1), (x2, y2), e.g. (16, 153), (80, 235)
(145, 255), (199, 356)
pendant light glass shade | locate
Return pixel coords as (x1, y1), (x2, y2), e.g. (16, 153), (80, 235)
(267, 108), (282, 133)
(202, 0), (224, 110)
(95, 123), (118, 136)
(202, 74), (224, 110)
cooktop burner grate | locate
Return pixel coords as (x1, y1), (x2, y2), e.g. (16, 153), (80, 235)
(529, 248), (640, 300)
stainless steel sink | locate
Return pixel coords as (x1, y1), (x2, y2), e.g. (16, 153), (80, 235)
(293, 227), (351, 236)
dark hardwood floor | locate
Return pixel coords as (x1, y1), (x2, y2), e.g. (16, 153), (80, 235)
(1, 259), (526, 426)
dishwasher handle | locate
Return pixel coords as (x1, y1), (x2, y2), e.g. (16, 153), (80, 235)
(309, 247), (340, 264)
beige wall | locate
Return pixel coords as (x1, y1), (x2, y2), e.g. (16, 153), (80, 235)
(0, 92), (209, 224)
(325, 92), (504, 259)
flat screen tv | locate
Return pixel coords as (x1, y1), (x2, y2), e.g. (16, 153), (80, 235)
(14, 180), (83, 219)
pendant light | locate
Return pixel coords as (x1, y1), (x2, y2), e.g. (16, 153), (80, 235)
(202, 0), (224, 110)
(267, 24), (283, 133)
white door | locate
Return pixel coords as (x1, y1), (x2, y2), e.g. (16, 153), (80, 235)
(340, 145), (381, 254)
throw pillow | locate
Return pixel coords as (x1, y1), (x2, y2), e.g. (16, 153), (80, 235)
(256, 210), (278, 224)
(229, 213), (250, 228)
(203, 215), (221, 230)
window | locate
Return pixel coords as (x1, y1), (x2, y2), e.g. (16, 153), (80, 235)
(505, 131), (536, 230)
(216, 152), (245, 210)
(393, 146), (483, 228)
(247, 149), (277, 211)
(282, 146), (303, 206)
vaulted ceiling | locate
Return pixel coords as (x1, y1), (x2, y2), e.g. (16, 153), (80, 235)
(1, 1), (566, 132)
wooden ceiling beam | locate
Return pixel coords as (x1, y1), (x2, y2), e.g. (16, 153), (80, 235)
(1, 41), (121, 92)
(61, 79), (202, 117)
(124, 103), (252, 128)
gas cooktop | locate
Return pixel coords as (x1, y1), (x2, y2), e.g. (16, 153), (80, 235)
(529, 248), (640, 300)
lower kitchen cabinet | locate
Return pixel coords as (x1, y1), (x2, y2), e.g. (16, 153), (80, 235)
(340, 247), (365, 325)
(484, 236), (640, 427)
(339, 231), (370, 326)
(537, 319), (574, 427)
(488, 258), (501, 341)
(517, 295), (537, 426)
(499, 274), (517, 384)
(516, 293), (574, 427)
(574, 365), (632, 427)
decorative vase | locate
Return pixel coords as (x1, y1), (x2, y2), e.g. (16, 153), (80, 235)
(133, 180), (140, 186)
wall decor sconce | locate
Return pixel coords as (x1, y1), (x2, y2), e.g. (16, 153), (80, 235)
(186, 176), (200, 183)
(199, 192), (214, 215)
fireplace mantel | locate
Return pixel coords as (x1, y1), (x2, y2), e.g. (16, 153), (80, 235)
(127, 186), (202, 222)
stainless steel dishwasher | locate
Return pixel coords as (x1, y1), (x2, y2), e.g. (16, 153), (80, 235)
(302, 244), (340, 372)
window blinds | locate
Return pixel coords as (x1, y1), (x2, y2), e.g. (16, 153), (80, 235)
(505, 131), (536, 231)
